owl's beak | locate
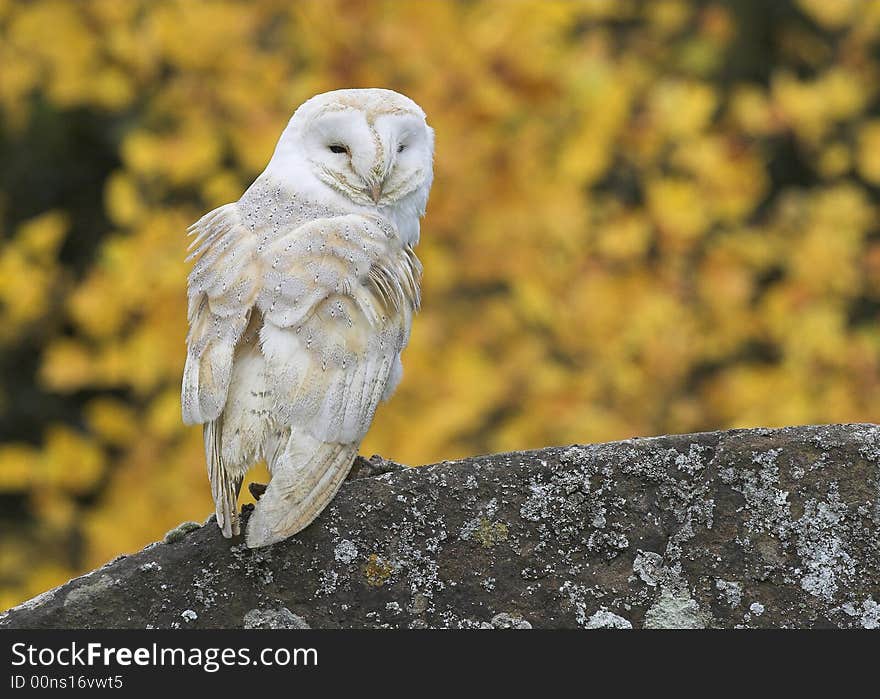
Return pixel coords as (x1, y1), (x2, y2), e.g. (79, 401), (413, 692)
(369, 182), (382, 204)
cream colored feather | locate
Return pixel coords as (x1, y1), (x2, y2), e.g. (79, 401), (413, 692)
(181, 89), (433, 547)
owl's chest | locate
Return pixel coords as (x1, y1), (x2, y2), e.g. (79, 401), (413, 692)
(239, 179), (347, 235)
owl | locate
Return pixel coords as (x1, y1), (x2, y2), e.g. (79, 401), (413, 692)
(182, 89), (434, 548)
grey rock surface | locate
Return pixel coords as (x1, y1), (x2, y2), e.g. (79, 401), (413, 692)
(2, 424), (879, 629)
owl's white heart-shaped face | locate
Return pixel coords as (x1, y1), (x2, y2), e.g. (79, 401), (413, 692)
(266, 88), (434, 215)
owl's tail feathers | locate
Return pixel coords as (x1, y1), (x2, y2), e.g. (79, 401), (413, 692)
(245, 436), (358, 548)
(205, 417), (243, 538)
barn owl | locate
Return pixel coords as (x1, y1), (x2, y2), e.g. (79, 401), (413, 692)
(182, 89), (433, 548)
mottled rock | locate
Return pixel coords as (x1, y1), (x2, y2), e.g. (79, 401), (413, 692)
(715, 579), (743, 608)
(2, 425), (879, 629)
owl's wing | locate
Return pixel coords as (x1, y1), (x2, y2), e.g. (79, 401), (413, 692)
(256, 212), (421, 444)
(182, 203), (261, 536)
(182, 203), (260, 426)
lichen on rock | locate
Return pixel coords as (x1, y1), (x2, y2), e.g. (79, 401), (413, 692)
(243, 607), (309, 629)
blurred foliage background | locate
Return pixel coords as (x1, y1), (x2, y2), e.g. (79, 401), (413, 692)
(1, 0), (880, 609)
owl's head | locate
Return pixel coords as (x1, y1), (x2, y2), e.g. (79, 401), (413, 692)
(267, 88), (434, 220)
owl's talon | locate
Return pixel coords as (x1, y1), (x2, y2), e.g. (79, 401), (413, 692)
(248, 482), (268, 500)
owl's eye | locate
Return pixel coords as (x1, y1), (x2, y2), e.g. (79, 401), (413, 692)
(397, 143), (407, 153)
(328, 144), (348, 154)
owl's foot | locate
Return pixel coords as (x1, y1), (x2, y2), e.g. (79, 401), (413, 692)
(248, 482), (267, 500)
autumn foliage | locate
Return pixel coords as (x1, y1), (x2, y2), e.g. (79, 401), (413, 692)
(1, 0), (879, 608)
